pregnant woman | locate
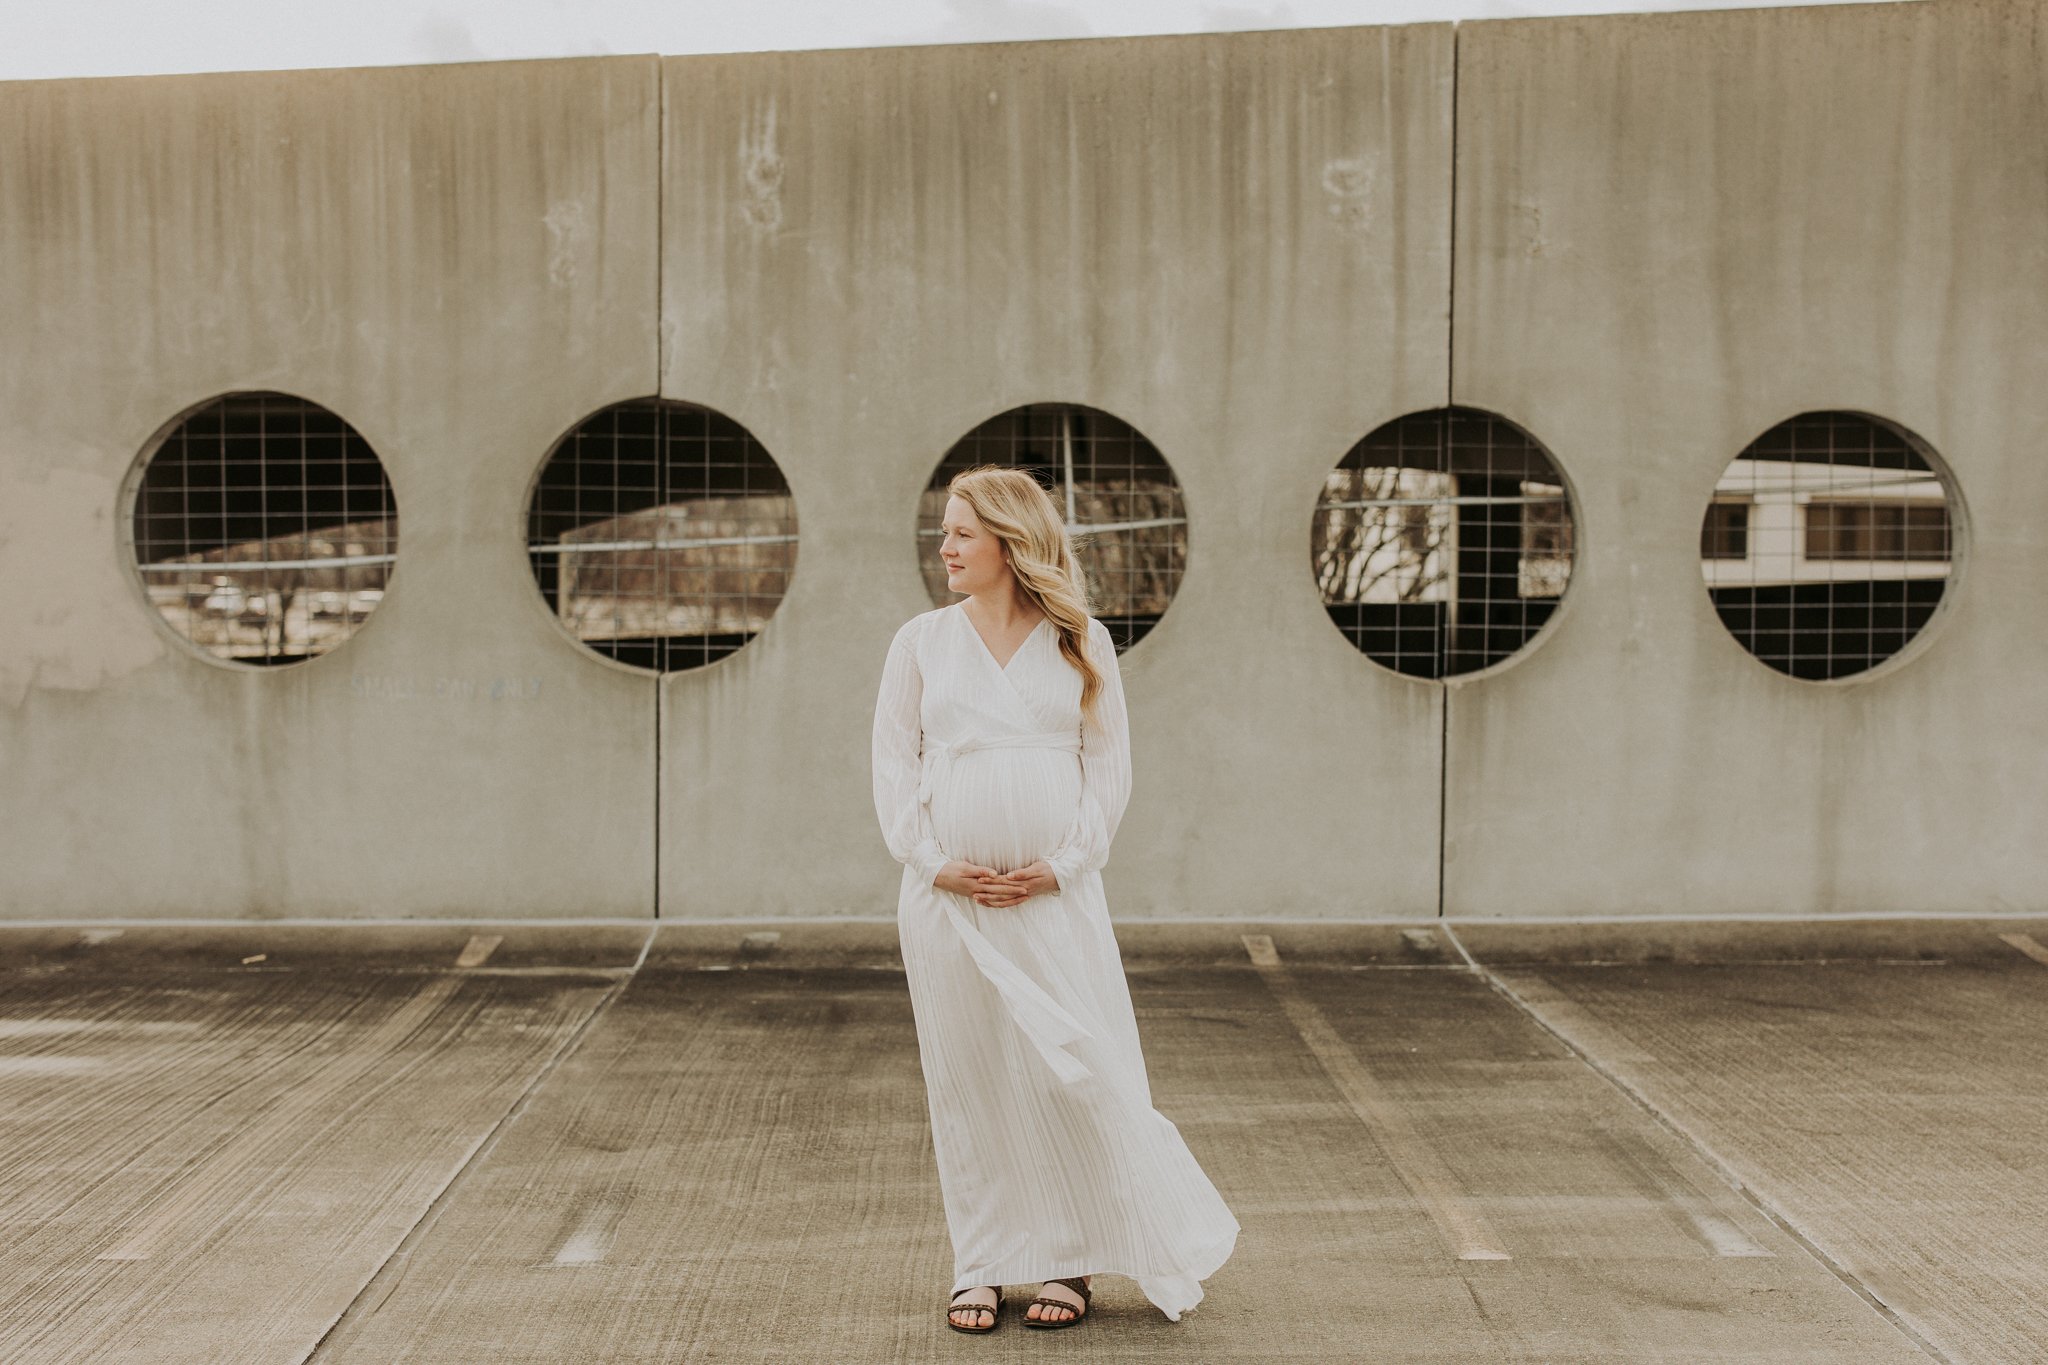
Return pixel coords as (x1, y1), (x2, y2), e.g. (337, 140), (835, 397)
(871, 465), (1238, 1335)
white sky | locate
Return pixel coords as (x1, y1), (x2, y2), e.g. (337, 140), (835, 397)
(1, 0), (1902, 82)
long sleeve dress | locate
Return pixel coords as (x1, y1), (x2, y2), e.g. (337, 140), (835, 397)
(871, 600), (1239, 1320)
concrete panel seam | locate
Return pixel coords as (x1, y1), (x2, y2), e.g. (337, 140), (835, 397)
(1436, 22), (1459, 921)
(302, 922), (659, 1362)
(654, 56), (666, 923)
(1440, 922), (1952, 1364)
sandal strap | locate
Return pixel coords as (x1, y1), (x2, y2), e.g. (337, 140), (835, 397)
(1043, 1276), (1093, 1300)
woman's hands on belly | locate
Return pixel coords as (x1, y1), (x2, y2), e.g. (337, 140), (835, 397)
(934, 858), (1058, 907)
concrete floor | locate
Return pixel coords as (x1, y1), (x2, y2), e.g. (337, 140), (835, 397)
(2, 918), (2045, 1363)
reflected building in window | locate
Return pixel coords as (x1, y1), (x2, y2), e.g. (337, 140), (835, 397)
(526, 400), (796, 672)
(1312, 407), (1576, 679)
(124, 393), (398, 667)
(1699, 412), (1955, 680)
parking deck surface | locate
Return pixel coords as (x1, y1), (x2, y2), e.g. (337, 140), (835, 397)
(2, 917), (2043, 1363)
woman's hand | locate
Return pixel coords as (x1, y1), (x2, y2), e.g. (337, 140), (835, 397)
(965, 859), (1058, 908)
(933, 859), (1057, 907)
(934, 860), (1005, 899)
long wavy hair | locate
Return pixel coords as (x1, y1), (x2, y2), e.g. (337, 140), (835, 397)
(945, 465), (1106, 722)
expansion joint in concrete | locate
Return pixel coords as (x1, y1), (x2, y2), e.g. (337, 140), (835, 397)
(1437, 923), (1954, 1365)
(301, 923), (660, 1363)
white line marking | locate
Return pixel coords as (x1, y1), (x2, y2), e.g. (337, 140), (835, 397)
(1490, 971), (1659, 1063)
(0, 1056), (106, 1075)
(456, 934), (504, 968)
(1688, 1210), (1775, 1258)
(1241, 934), (1510, 1262)
(311, 924), (656, 1353)
(552, 1229), (610, 1265)
(1442, 924), (1949, 1362)
(552, 1197), (628, 1266)
(1997, 933), (2048, 968)
(0, 1019), (200, 1038)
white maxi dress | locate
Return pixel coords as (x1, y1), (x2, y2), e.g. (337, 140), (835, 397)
(870, 601), (1239, 1320)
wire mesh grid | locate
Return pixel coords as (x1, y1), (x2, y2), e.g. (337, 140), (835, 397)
(127, 393), (397, 666)
(1701, 411), (1953, 680)
(1312, 407), (1574, 679)
(526, 400), (796, 672)
(918, 404), (1186, 652)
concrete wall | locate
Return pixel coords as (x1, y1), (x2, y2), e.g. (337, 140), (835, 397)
(1, 2), (2042, 921)
(655, 27), (1452, 918)
(1447, 0), (2048, 916)
(0, 59), (661, 918)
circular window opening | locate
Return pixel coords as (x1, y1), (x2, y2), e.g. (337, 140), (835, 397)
(1313, 407), (1576, 679)
(526, 399), (796, 672)
(1701, 411), (1956, 681)
(125, 392), (397, 667)
(920, 404), (1186, 652)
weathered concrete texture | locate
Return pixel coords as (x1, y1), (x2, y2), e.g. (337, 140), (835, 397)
(655, 27), (1454, 920)
(15, 918), (2048, 1361)
(1446, 0), (2048, 917)
(0, 59), (661, 918)
(3, 4), (2045, 925)
(0, 929), (631, 1362)
(1463, 924), (2048, 1361)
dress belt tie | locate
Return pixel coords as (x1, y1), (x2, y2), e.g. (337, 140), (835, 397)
(917, 730), (1093, 1085)
(915, 730), (1081, 805)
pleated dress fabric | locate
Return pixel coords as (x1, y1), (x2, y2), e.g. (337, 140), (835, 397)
(871, 601), (1239, 1320)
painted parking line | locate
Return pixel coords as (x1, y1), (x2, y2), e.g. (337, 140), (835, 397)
(1240, 933), (1511, 1262)
(1687, 1209), (1774, 1258)
(1476, 968), (1787, 1259)
(1996, 933), (2048, 968)
(456, 935), (504, 968)
(0, 1019), (200, 1038)
(550, 1194), (630, 1266)
(0, 1056), (107, 1075)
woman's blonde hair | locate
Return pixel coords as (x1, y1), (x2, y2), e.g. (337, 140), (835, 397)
(945, 465), (1106, 721)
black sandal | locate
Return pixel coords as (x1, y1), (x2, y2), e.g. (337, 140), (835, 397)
(946, 1285), (1002, 1334)
(1023, 1275), (1091, 1329)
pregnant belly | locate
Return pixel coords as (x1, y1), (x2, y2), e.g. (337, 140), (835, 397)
(927, 748), (1082, 874)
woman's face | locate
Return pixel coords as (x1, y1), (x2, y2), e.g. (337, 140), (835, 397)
(939, 495), (1011, 597)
